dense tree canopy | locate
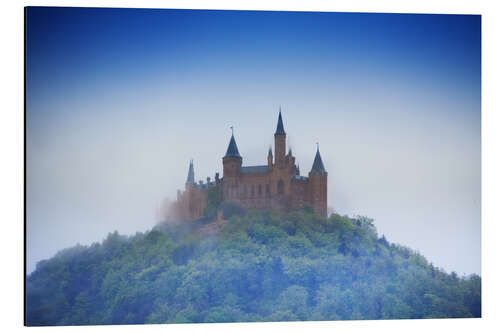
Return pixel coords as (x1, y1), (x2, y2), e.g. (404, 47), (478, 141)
(26, 209), (481, 326)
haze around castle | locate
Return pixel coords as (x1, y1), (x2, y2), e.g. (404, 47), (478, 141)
(26, 8), (480, 276)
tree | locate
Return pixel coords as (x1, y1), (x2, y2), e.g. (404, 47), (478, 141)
(26, 211), (481, 326)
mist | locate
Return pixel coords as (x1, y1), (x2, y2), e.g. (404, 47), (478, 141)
(26, 84), (480, 275)
(26, 8), (480, 276)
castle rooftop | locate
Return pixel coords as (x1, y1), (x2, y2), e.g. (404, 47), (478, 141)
(275, 109), (286, 135)
(311, 147), (327, 173)
(224, 133), (241, 158)
(241, 165), (269, 174)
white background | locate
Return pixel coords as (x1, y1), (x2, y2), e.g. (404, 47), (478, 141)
(1, 0), (499, 332)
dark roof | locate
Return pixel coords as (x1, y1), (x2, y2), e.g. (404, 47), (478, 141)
(224, 134), (241, 158)
(186, 160), (195, 184)
(275, 111), (286, 135)
(310, 148), (327, 173)
(196, 181), (216, 190)
(241, 165), (269, 174)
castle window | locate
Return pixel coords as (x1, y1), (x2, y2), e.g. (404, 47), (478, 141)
(258, 184), (262, 197)
(266, 184), (270, 196)
(244, 185), (248, 198)
(251, 185), (255, 198)
(278, 179), (284, 195)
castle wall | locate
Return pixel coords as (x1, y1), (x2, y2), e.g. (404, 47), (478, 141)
(309, 173), (327, 218)
(173, 112), (328, 220)
(173, 184), (208, 221)
(221, 152), (306, 214)
(291, 178), (310, 210)
(175, 156), (328, 221)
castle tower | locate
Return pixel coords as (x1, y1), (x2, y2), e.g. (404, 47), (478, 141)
(222, 130), (242, 200)
(183, 159), (198, 220)
(308, 145), (328, 218)
(274, 108), (286, 166)
(186, 159), (195, 187)
(268, 146), (273, 167)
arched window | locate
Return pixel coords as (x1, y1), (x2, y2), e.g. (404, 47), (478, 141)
(266, 184), (270, 196)
(251, 185), (255, 198)
(277, 179), (284, 195)
(258, 184), (262, 197)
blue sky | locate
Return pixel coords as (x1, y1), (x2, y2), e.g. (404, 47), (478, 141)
(26, 7), (481, 275)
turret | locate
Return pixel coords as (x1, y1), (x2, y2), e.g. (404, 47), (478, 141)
(310, 145), (326, 174)
(185, 159), (195, 188)
(274, 108), (286, 166)
(268, 146), (273, 167)
(222, 130), (242, 182)
(308, 144), (328, 218)
(287, 147), (295, 166)
(223, 129), (242, 201)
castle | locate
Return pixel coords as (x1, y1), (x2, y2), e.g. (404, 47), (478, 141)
(171, 110), (328, 220)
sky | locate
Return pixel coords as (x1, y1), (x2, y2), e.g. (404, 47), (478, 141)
(26, 7), (481, 275)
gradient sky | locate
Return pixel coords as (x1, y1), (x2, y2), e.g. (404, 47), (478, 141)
(26, 7), (481, 275)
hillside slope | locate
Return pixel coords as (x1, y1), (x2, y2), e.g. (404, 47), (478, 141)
(26, 209), (481, 326)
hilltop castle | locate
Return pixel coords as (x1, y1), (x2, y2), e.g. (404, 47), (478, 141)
(171, 110), (328, 220)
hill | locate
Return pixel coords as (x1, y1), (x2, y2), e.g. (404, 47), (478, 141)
(26, 208), (481, 326)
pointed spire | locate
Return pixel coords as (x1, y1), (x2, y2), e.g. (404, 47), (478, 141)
(186, 159), (195, 184)
(268, 145), (273, 156)
(224, 129), (241, 158)
(310, 144), (326, 173)
(288, 147), (292, 156)
(275, 108), (286, 135)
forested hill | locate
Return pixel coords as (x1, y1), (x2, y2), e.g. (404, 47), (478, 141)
(26, 208), (481, 326)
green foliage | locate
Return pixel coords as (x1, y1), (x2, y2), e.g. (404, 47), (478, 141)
(26, 211), (481, 326)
